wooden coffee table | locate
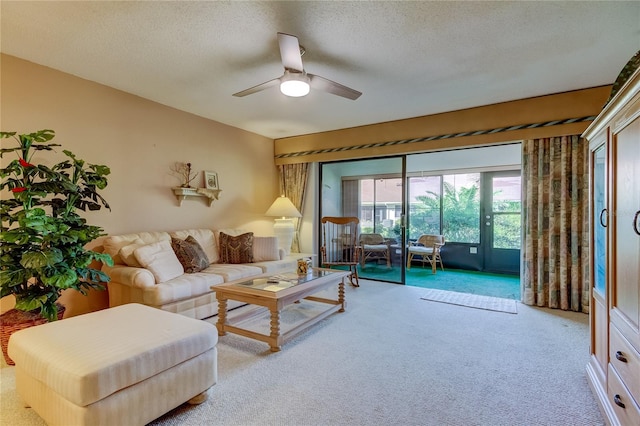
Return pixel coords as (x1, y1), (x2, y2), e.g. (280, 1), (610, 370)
(214, 268), (350, 352)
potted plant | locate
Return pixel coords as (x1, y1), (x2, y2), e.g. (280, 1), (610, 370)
(0, 129), (113, 364)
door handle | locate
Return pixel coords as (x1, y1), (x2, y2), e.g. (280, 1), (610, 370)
(633, 210), (640, 236)
(599, 209), (607, 228)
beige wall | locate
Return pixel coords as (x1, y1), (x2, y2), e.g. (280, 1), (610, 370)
(1, 54), (280, 316)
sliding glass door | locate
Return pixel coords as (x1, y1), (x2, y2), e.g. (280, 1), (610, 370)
(318, 144), (522, 285)
(320, 157), (405, 284)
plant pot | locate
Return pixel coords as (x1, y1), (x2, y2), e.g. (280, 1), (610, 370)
(0, 304), (66, 365)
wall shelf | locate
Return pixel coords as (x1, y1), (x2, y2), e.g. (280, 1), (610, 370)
(172, 187), (222, 207)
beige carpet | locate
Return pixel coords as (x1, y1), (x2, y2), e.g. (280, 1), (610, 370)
(2, 280), (603, 426)
(421, 288), (518, 314)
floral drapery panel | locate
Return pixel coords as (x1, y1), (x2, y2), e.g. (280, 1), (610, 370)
(522, 135), (589, 313)
(278, 163), (309, 253)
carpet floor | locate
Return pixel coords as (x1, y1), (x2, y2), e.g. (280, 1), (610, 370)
(1, 280), (603, 426)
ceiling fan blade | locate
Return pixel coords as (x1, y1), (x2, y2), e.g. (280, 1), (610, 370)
(308, 74), (362, 100)
(277, 32), (304, 72)
(232, 78), (281, 97)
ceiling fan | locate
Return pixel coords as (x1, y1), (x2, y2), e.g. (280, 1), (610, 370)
(232, 32), (362, 100)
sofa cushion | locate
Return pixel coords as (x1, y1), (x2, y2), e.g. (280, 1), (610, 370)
(252, 236), (280, 262)
(118, 239), (146, 267)
(143, 272), (225, 306)
(251, 259), (298, 274)
(134, 240), (184, 283)
(103, 232), (171, 265)
(171, 236), (210, 273)
(171, 229), (219, 264)
(219, 232), (254, 264)
(202, 264), (263, 282)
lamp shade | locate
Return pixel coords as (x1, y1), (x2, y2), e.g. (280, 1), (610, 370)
(265, 195), (302, 218)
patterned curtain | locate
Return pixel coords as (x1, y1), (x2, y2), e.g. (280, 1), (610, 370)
(278, 163), (309, 253)
(522, 135), (590, 313)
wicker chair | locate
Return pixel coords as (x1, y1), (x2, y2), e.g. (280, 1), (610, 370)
(406, 234), (445, 273)
(359, 233), (391, 268)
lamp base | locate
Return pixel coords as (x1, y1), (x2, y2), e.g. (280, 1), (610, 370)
(273, 219), (295, 256)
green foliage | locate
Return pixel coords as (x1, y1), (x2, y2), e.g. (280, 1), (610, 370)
(492, 213), (521, 249)
(411, 181), (480, 243)
(0, 130), (113, 322)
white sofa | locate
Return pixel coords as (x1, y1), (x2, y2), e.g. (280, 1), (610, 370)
(102, 228), (297, 319)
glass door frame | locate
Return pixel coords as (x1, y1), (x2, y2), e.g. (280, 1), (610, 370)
(318, 156), (407, 285)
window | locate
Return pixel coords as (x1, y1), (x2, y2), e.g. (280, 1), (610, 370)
(354, 177), (401, 239)
(491, 175), (521, 249)
(442, 173), (480, 244)
(408, 176), (441, 238)
(408, 173), (480, 243)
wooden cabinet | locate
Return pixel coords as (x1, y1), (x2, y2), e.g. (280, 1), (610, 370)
(583, 67), (640, 425)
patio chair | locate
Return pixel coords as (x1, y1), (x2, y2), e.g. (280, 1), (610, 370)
(406, 234), (445, 273)
(359, 233), (391, 268)
(321, 216), (360, 287)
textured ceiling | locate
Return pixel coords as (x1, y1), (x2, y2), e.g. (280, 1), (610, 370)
(1, 1), (639, 139)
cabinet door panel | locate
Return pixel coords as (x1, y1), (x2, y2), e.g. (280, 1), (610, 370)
(613, 117), (640, 342)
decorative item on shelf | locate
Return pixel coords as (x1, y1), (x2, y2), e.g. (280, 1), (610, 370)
(204, 171), (219, 190)
(265, 195), (301, 256)
(172, 186), (222, 207)
(0, 129), (113, 365)
(170, 161), (198, 188)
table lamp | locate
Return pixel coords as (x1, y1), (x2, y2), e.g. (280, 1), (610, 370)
(265, 195), (302, 256)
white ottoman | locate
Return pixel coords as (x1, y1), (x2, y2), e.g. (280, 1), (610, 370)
(8, 303), (217, 426)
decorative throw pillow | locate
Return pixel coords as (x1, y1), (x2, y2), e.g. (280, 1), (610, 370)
(171, 236), (210, 273)
(252, 236), (280, 262)
(118, 239), (146, 267)
(171, 229), (219, 264)
(133, 240), (184, 283)
(218, 232), (254, 264)
(103, 238), (136, 265)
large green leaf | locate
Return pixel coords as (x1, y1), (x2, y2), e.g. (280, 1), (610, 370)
(0, 268), (30, 290)
(41, 268), (77, 289)
(21, 248), (63, 269)
(15, 295), (47, 313)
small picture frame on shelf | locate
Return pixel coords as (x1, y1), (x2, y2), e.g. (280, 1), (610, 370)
(204, 171), (219, 190)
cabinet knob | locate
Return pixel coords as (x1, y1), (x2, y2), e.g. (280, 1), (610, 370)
(615, 351), (628, 363)
(613, 394), (626, 409)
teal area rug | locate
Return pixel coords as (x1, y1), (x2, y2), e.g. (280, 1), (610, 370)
(358, 264), (521, 300)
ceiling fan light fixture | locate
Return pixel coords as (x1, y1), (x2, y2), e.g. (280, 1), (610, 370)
(280, 72), (310, 97)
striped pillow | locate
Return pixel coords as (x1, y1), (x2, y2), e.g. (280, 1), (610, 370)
(252, 236), (280, 262)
